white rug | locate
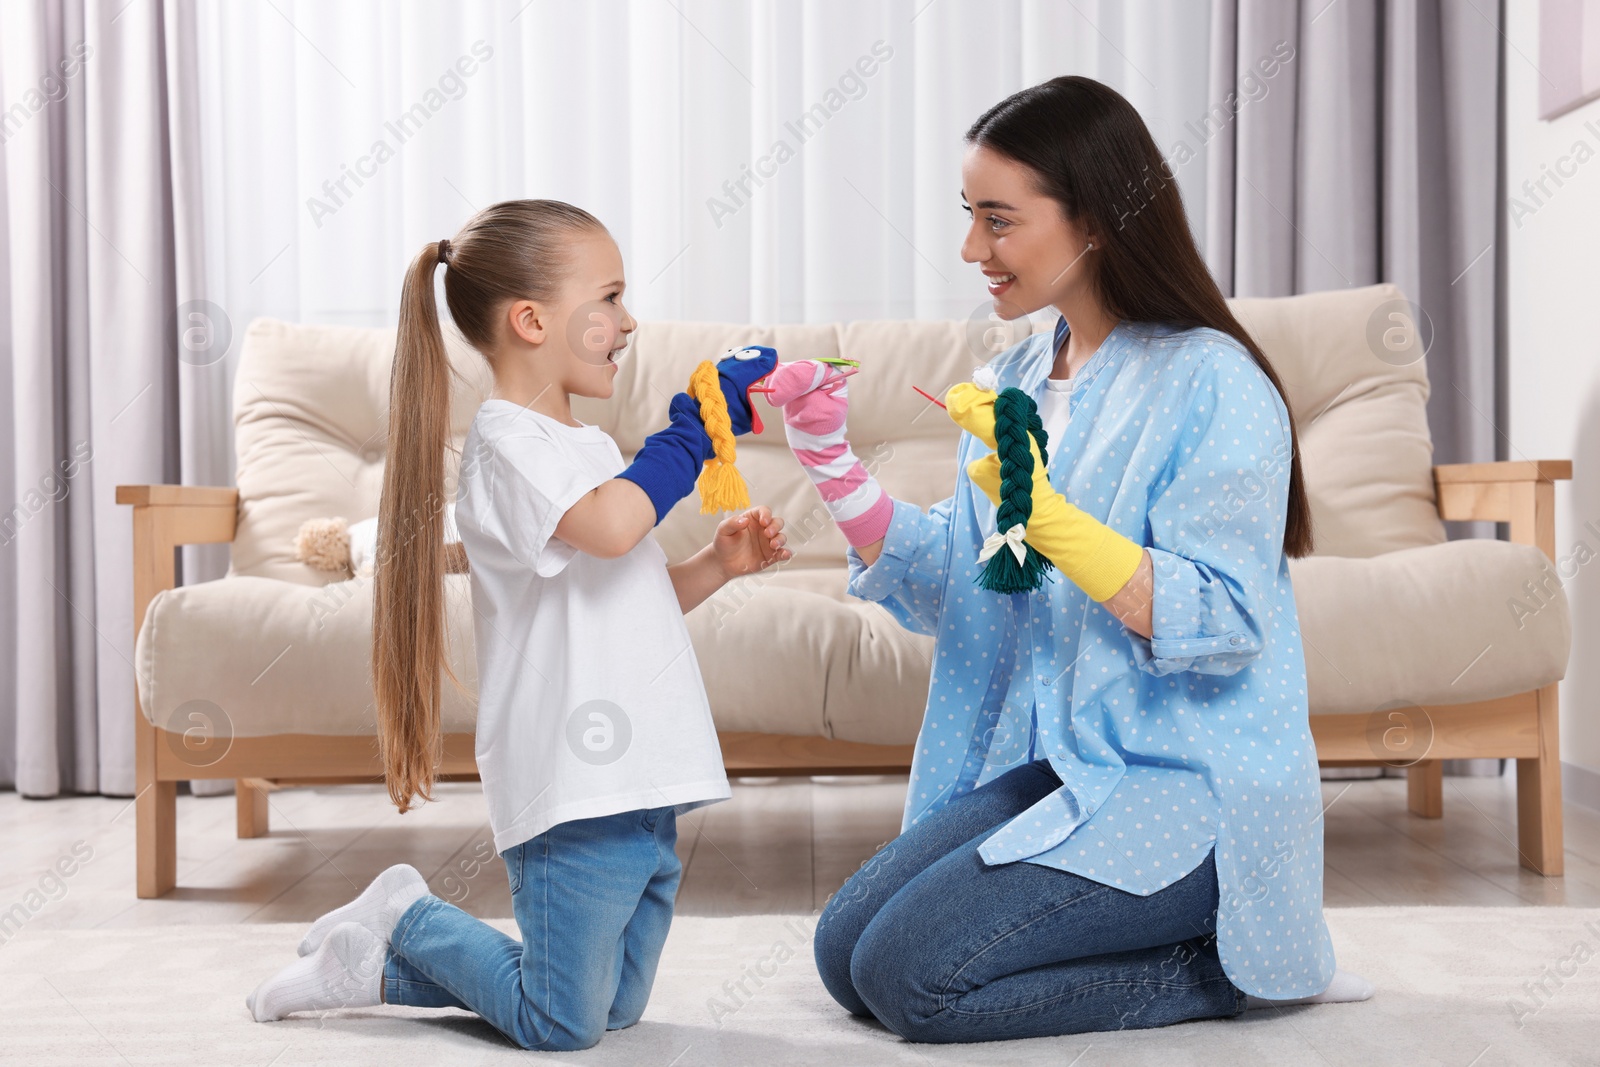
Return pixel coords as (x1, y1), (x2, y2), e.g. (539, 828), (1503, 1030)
(2, 908), (1596, 1066)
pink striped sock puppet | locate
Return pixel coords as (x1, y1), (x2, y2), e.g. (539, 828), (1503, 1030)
(764, 359), (893, 547)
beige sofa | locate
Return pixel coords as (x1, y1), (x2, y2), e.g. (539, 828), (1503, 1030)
(118, 282), (1572, 898)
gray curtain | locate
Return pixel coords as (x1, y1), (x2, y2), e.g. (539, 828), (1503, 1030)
(1206, 0), (1501, 476)
(1204, 0), (1504, 777)
(0, 0), (224, 798)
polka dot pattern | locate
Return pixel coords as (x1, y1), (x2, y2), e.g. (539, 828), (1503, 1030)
(844, 321), (1337, 999)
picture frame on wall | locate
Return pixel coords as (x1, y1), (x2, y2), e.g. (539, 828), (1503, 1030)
(1540, 0), (1600, 118)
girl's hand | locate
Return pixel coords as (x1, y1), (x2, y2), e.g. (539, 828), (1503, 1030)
(715, 345), (780, 435)
(712, 505), (791, 579)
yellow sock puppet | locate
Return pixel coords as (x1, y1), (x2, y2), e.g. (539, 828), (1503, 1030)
(945, 369), (1144, 600)
(686, 344), (785, 514)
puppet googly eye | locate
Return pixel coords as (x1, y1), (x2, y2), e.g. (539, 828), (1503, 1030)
(720, 346), (764, 362)
(972, 365), (999, 392)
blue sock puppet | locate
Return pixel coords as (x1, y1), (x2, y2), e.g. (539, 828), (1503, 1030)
(615, 346), (778, 525)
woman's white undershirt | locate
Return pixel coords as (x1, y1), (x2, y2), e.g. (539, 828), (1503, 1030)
(1037, 374), (1075, 463)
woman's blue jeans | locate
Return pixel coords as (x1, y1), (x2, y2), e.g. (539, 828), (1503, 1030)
(813, 759), (1247, 1042)
(382, 805), (681, 1051)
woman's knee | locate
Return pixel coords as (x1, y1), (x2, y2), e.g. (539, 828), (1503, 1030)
(813, 896), (874, 1015)
(847, 917), (951, 1040)
(848, 954), (953, 1042)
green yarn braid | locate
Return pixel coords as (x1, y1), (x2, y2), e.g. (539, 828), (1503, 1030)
(977, 387), (1057, 594)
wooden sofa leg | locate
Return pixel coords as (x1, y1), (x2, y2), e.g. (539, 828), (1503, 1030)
(237, 778), (271, 838)
(1517, 683), (1565, 875)
(1517, 755), (1565, 875)
(1406, 760), (1443, 818)
(136, 780), (177, 899)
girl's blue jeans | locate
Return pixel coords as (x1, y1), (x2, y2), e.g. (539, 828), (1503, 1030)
(813, 758), (1247, 1042)
(382, 805), (681, 1051)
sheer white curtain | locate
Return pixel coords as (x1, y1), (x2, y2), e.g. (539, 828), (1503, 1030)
(192, 0), (1215, 333)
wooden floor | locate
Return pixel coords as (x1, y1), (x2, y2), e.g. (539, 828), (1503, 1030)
(3, 769), (1599, 932)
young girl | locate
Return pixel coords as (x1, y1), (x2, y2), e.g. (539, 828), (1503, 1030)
(245, 199), (792, 1051)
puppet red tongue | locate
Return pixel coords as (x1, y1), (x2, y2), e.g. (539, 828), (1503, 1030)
(747, 374), (774, 434)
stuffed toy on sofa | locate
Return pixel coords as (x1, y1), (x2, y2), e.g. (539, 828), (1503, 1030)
(294, 505), (463, 579)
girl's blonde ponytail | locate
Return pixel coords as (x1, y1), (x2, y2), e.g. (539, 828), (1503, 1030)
(374, 240), (462, 814)
(372, 200), (604, 814)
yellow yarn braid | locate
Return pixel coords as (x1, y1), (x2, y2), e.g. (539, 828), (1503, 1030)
(687, 359), (750, 513)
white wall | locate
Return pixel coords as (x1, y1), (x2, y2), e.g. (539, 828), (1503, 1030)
(1505, 0), (1600, 793)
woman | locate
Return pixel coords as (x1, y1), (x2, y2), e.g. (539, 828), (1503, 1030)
(799, 76), (1373, 1041)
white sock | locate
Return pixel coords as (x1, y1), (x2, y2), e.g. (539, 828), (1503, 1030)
(297, 863), (428, 957)
(247, 921), (386, 1022)
(1245, 969), (1375, 1009)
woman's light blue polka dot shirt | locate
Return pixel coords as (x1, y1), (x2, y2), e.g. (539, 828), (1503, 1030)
(845, 319), (1338, 999)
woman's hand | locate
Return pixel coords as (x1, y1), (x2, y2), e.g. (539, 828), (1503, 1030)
(965, 439), (1046, 508)
(763, 359), (857, 431)
(711, 505), (791, 580)
(944, 382), (1001, 449)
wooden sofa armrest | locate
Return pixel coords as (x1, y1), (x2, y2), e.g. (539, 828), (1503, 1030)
(114, 484), (240, 509)
(115, 484), (240, 629)
(115, 483), (240, 897)
(1432, 460), (1571, 562)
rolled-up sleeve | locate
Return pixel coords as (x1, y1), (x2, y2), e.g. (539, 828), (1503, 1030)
(1127, 348), (1294, 677)
(845, 494), (958, 637)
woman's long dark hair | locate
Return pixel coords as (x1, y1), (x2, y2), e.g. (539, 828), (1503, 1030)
(967, 76), (1314, 558)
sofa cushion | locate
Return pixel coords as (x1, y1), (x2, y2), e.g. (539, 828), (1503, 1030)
(134, 574), (480, 739)
(229, 318), (493, 585)
(1231, 282), (1447, 558)
(1289, 538), (1569, 715)
(681, 584), (934, 745)
(133, 567), (935, 746)
(136, 534), (1565, 744)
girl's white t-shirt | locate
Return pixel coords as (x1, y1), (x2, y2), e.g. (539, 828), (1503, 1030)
(453, 399), (731, 854)
(1037, 373), (1075, 459)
